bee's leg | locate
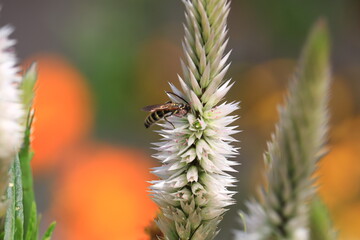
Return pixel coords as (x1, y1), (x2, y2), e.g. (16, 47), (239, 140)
(164, 113), (175, 129)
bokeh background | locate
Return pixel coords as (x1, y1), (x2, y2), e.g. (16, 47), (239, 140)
(1, 0), (360, 239)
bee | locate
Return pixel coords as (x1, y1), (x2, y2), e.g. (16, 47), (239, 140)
(142, 92), (191, 128)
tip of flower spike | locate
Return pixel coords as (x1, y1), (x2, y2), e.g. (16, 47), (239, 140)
(310, 18), (329, 46)
(313, 17), (327, 31)
(300, 18), (330, 81)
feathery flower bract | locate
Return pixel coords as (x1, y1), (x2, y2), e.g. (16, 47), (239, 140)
(150, 0), (239, 239)
(235, 20), (331, 240)
(0, 25), (24, 217)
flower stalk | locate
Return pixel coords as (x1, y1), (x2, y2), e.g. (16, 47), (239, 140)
(236, 20), (332, 240)
(150, 0), (238, 239)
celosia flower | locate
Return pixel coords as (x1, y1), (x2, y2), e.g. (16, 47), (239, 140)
(150, 0), (239, 239)
(0, 25), (24, 216)
(235, 20), (332, 240)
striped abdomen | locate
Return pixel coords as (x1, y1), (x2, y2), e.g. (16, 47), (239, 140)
(144, 110), (172, 128)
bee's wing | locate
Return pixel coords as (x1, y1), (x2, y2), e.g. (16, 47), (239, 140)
(142, 104), (169, 112)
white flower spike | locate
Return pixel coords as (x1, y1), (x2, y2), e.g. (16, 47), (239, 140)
(149, 0), (239, 239)
(0, 25), (24, 216)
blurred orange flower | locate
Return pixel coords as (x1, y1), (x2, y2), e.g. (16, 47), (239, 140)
(22, 54), (93, 173)
(318, 141), (360, 208)
(50, 143), (158, 240)
(329, 77), (356, 126)
(237, 59), (295, 105)
(335, 202), (360, 240)
(331, 116), (360, 144)
(245, 90), (284, 136)
(317, 116), (360, 238)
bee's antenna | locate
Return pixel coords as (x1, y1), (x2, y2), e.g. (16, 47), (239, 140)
(166, 91), (190, 105)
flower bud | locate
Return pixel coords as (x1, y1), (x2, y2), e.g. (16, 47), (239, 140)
(187, 165), (198, 182)
(189, 208), (202, 230)
(175, 221), (191, 240)
(181, 198), (195, 215)
(174, 188), (192, 202)
(181, 148), (196, 163)
(195, 193), (209, 207)
(190, 225), (207, 240)
(191, 182), (205, 195)
(172, 207), (186, 224)
(169, 174), (188, 189)
(201, 207), (226, 220)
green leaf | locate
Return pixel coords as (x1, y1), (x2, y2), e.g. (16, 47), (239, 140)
(21, 63), (37, 113)
(238, 212), (247, 233)
(19, 113), (36, 239)
(41, 222), (56, 240)
(4, 155), (24, 240)
(309, 197), (337, 240)
(25, 202), (39, 240)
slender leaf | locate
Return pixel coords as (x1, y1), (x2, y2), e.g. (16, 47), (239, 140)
(24, 202), (38, 240)
(41, 222), (56, 240)
(21, 63), (37, 114)
(309, 197), (337, 240)
(19, 113), (36, 239)
(4, 155), (24, 240)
